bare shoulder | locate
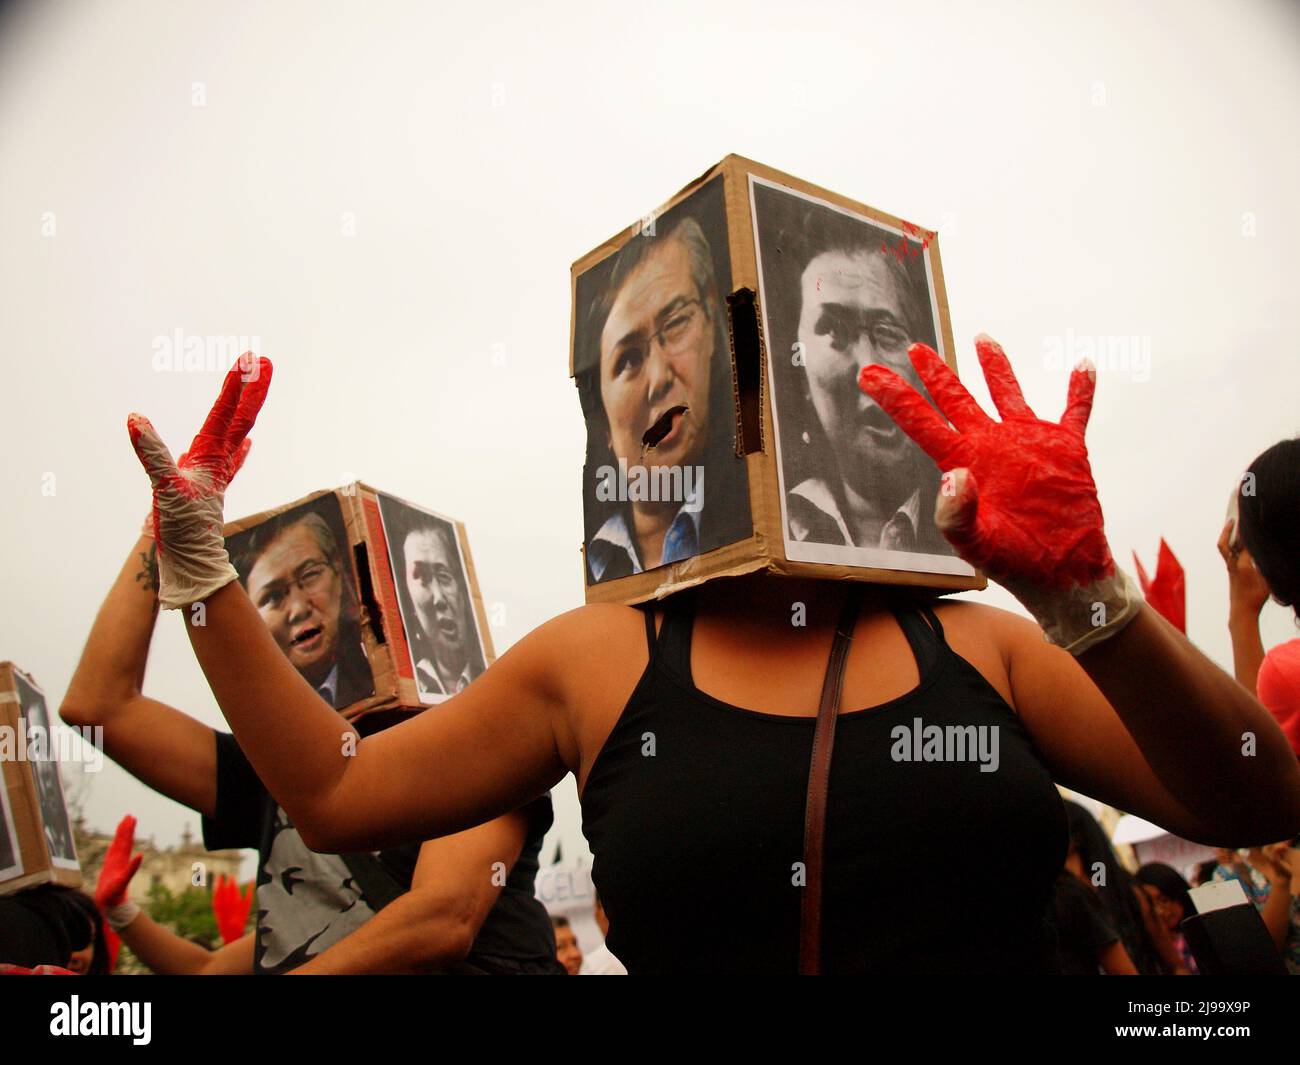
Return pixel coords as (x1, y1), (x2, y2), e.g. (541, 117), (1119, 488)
(520, 602), (650, 660)
(506, 602), (653, 779)
(926, 597), (1050, 709)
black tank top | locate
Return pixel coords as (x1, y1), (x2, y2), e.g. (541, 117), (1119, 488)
(580, 591), (1069, 974)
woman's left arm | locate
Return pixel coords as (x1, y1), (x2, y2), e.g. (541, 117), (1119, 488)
(987, 601), (1300, 845)
(858, 335), (1299, 846)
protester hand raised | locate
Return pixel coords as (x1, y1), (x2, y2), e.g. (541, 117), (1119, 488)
(95, 814), (144, 911)
(128, 353), (272, 609)
(859, 335), (1139, 653)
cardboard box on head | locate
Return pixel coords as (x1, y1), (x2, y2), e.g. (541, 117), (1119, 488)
(571, 155), (986, 605)
(0, 663), (83, 896)
(223, 484), (495, 719)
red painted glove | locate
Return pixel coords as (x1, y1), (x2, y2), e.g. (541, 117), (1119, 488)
(94, 815), (143, 911)
(860, 335), (1141, 653)
(128, 353), (272, 608)
(211, 874), (255, 945)
(1133, 539), (1186, 633)
(139, 436), (252, 541)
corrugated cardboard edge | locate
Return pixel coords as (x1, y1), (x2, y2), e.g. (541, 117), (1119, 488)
(0, 662), (83, 896)
(451, 519), (497, 666)
(569, 159), (731, 378)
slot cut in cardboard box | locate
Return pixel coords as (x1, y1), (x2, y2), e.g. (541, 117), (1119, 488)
(0, 663), (82, 895)
(571, 154), (985, 605)
(222, 484), (495, 720)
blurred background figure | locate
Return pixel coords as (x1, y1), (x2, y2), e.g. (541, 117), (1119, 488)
(1225, 844), (1300, 974)
(580, 891), (626, 975)
(552, 915), (582, 976)
(1134, 862), (1197, 973)
(1221, 439), (1300, 757)
(1054, 801), (1189, 974)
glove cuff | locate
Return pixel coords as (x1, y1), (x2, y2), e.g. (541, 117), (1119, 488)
(104, 901), (141, 932)
(157, 559), (239, 611)
(1012, 566), (1144, 656)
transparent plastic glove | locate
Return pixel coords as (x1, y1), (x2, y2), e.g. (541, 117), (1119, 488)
(859, 334), (1140, 654)
(127, 353), (272, 609)
(138, 436), (252, 541)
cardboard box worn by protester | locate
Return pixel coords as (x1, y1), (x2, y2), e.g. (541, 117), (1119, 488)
(222, 484), (495, 720)
(570, 155), (985, 605)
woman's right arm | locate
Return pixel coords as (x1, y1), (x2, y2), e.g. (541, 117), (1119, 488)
(184, 580), (582, 852)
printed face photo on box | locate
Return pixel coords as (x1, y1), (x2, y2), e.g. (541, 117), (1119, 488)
(377, 494), (486, 702)
(752, 177), (966, 572)
(574, 176), (752, 585)
(14, 672), (78, 868)
(227, 496), (374, 711)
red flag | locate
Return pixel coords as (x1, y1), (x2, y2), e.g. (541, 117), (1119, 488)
(1133, 539), (1186, 632)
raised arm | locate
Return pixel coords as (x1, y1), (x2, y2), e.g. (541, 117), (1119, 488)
(184, 582), (570, 852)
(63, 381), (258, 816)
(59, 532), (219, 816)
(861, 336), (1300, 844)
(289, 812), (530, 974)
(1216, 521), (1271, 691)
(95, 816), (255, 975)
(125, 355), (573, 854)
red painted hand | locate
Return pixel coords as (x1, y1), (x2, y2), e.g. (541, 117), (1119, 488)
(860, 335), (1141, 653)
(859, 335), (1112, 590)
(95, 815), (143, 911)
(211, 874), (255, 945)
(128, 353), (273, 608)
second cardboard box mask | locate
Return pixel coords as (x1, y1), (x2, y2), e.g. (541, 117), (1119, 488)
(223, 484), (495, 719)
(571, 154), (985, 604)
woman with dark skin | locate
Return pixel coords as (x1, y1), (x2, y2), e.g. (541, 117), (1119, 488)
(123, 343), (1300, 972)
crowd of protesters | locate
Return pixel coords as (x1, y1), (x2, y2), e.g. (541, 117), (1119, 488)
(1, 355), (1297, 974)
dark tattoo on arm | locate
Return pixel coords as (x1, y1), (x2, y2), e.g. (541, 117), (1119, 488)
(135, 543), (160, 593)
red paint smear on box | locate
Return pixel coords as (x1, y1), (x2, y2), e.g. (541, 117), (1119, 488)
(361, 496), (415, 681)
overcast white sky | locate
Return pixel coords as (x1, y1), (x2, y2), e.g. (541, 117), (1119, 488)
(1, 0), (1298, 880)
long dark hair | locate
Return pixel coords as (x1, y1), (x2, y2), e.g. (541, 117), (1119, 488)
(1237, 438), (1300, 613)
(62, 888), (112, 975)
(1134, 862), (1193, 922)
(1063, 801), (1164, 975)
(4, 885), (112, 974)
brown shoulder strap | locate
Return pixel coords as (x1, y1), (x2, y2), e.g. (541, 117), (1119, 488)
(799, 584), (864, 975)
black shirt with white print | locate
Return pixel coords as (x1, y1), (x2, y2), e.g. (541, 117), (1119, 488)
(202, 710), (562, 974)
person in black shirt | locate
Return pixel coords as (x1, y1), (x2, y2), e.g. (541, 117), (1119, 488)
(62, 481), (560, 974)
(125, 347), (1300, 974)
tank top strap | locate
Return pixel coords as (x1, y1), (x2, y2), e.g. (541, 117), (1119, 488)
(638, 601), (658, 661)
(652, 590), (698, 682)
(886, 592), (945, 678)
